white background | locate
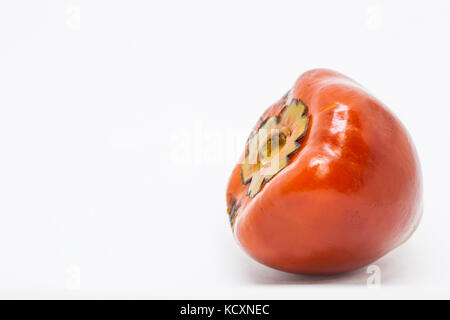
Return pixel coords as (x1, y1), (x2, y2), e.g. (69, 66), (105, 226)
(0, 0), (449, 299)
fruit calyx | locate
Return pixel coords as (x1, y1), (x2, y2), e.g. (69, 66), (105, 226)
(241, 99), (309, 198)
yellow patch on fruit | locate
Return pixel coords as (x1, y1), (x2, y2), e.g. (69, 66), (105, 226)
(241, 99), (309, 197)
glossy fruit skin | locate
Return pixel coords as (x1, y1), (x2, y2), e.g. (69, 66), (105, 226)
(226, 69), (422, 275)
